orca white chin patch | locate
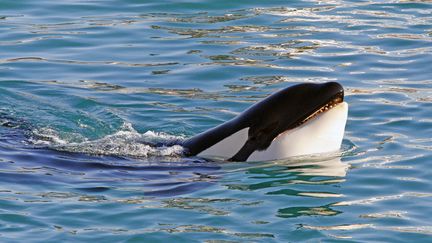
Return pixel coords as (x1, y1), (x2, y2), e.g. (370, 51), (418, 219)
(248, 102), (348, 161)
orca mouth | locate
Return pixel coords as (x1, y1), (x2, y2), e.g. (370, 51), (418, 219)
(294, 91), (344, 128)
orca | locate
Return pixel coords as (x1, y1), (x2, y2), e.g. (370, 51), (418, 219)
(183, 82), (348, 162)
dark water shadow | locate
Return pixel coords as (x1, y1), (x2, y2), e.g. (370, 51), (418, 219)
(0, 122), (222, 197)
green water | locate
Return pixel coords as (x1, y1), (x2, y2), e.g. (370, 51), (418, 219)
(1, 0), (432, 242)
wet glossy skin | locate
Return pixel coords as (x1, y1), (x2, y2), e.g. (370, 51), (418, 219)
(183, 82), (344, 161)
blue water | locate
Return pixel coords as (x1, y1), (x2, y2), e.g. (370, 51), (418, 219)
(1, 0), (432, 241)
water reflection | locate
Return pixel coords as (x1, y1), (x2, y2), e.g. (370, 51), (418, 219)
(278, 204), (341, 218)
(227, 156), (348, 188)
(225, 156), (349, 219)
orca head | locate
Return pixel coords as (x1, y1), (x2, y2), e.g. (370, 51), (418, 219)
(184, 82), (348, 162)
(230, 82), (347, 161)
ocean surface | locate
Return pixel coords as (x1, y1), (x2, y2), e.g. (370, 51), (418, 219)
(1, 0), (432, 242)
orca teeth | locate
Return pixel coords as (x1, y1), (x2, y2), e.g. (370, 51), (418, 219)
(295, 96), (343, 127)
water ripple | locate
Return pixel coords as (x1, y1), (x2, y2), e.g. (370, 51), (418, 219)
(1, 0), (432, 241)
(0, 57), (179, 68)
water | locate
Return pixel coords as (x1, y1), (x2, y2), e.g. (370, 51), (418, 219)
(1, 0), (432, 241)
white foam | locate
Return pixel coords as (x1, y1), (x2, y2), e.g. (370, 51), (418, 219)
(31, 122), (186, 158)
(30, 127), (71, 145)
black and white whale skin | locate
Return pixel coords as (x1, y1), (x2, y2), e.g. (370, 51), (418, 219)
(183, 82), (349, 162)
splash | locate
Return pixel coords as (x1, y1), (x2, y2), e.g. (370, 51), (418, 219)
(30, 123), (186, 158)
